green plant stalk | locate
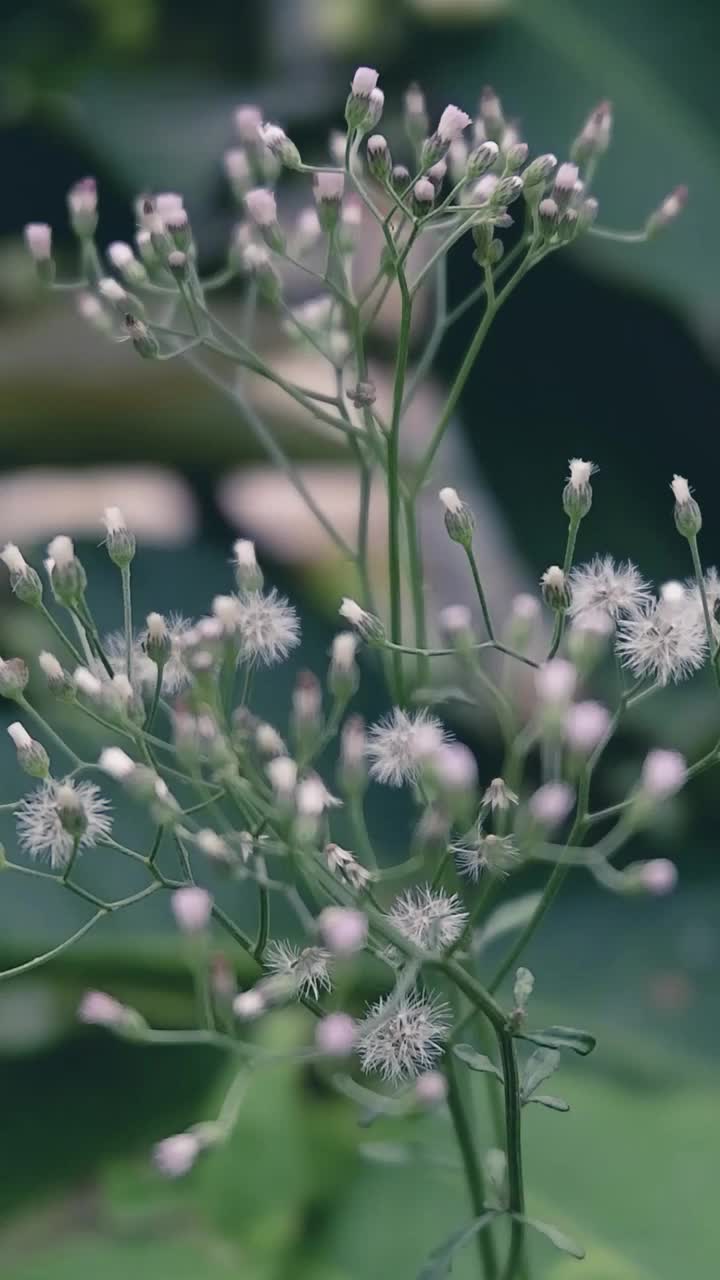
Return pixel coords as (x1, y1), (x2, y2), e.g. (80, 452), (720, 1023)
(387, 263), (413, 703)
(121, 564), (133, 684)
(254, 885), (270, 961)
(404, 495), (430, 688)
(498, 1033), (526, 1279)
(445, 1049), (499, 1279)
(465, 544), (495, 641)
(688, 534), (720, 688)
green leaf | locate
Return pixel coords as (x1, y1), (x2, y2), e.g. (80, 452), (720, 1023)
(513, 1213), (586, 1259)
(453, 1044), (504, 1081)
(472, 893), (543, 955)
(518, 1026), (597, 1056)
(416, 1212), (498, 1280)
(520, 1047), (560, 1099)
(525, 1094), (570, 1112)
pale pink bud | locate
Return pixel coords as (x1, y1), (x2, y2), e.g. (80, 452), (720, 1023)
(153, 1132), (201, 1178)
(318, 907), (368, 955)
(415, 1070), (448, 1107)
(641, 858), (678, 895)
(78, 990), (127, 1028)
(529, 781), (574, 828)
(535, 658), (577, 705)
(641, 749), (686, 799)
(351, 67), (379, 97)
(564, 701), (611, 753)
(171, 887), (213, 934)
(315, 1012), (356, 1056)
(437, 105), (472, 144)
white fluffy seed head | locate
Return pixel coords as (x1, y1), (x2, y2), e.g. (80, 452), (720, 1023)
(641, 749), (686, 798)
(437, 105), (472, 143)
(367, 708), (449, 788)
(245, 187), (278, 227)
(171, 886), (213, 934)
(7, 722), (32, 751)
(99, 747), (136, 780)
(315, 1012), (356, 1056)
(1, 543), (28, 575)
(318, 906), (368, 955)
(564, 700), (611, 753)
(24, 222), (52, 260)
(351, 66), (379, 97)
(47, 535), (75, 570)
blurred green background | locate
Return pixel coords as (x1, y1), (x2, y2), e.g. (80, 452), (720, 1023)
(1, 1), (720, 1277)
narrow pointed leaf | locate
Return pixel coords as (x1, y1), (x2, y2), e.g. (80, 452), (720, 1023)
(520, 1046), (560, 1098)
(512, 1213), (585, 1259)
(453, 1044), (504, 1081)
(417, 1212), (498, 1280)
(525, 1093), (570, 1112)
(518, 1025), (596, 1056)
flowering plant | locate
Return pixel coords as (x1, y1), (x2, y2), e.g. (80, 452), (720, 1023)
(11, 67), (698, 1276)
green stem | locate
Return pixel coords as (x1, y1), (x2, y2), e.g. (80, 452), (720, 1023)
(145, 665), (163, 730)
(404, 495), (430, 688)
(0, 909), (106, 980)
(254, 885), (270, 961)
(465, 545), (495, 641)
(17, 697), (82, 767)
(39, 604), (84, 666)
(688, 535), (720, 687)
(445, 1050), (499, 1279)
(120, 564), (133, 683)
(387, 263), (413, 703)
(498, 1032), (526, 1279)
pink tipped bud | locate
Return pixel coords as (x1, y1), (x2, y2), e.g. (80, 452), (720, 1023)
(415, 1070), (448, 1107)
(171, 886), (213, 934)
(318, 906), (368, 955)
(315, 1012), (356, 1056)
(640, 749), (686, 799)
(641, 858), (678, 895)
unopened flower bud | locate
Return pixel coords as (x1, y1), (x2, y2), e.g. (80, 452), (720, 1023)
(171, 886), (213, 934)
(339, 713), (367, 793)
(7, 722), (49, 777)
(99, 746), (136, 781)
(244, 187), (284, 252)
(646, 186), (687, 237)
(339, 598), (385, 645)
(318, 906), (368, 955)
(553, 162), (579, 209)
(233, 539), (263, 593)
(153, 1132), (202, 1178)
(528, 781), (574, 829)
(439, 487), (474, 548)
(102, 506), (136, 567)
(404, 83), (429, 148)
(479, 86), (504, 140)
(313, 171), (345, 233)
(412, 177), (435, 216)
(67, 177), (98, 238)
(260, 123), (302, 171)
(639, 858), (678, 895)
(564, 700), (611, 754)
(541, 565), (571, 612)
(345, 66), (380, 131)
(24, 222), (55, 283)
(0, 657), (28, 700)
(535, 658), (577, 707)
(315, 1012), (356, 1056)
(563, 458), (596, 522)
(125, 314), (159, 359)
(1, 543), (43, 606)
(367, 134), (392, 182)
(39, 650), (72, 697)
(538, 197), (559, 237)
(329, 631), (359, 701)
(438, 605), (474, 651)
(56, 783), (88, 840)
(571, 101), (612, 166)
(46, 535), (86, 606)
(242, 243), (282, 303)
(640, 749), (686, 800)
(415, 1071), (448, 1108)
(391, 164), (411, 194)
(233, 988), (266, 1021)
(505, 142), (528, 172)
(671, 474), (702, 538)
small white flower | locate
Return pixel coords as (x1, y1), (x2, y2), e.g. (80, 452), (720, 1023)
(436, 105), (472, 144)
(295, 775), (340, 816)
(255, 722), (286, 757)
(367, 708), (449, 787)
(641, 748), (686, 798)
(171, 887), (213, 934)
(431, 742), (478, 792)
(7, 722), (32, 751)
(616, 593), (707, 685)
(351, 67), (379, 97)
(78, 990), (127, 1028)
(511, 594), (541, 623)
(39, 651), (64, 683)
(331, 631), (358, 672)
(265, 941), (332, 999)
(324, 842), (372, 892)
(267, 755), (298, 795)
(102, 506), (127, 535)
(98, 277), (126, 303)
(153, 1133), (201, 1178)
(386, 885), (467, 952)
(453, 832), (519, 882)
(233, 989), (266, 1020)
(482, 778), (519, 812)
(438, 486), (462, 514)
(555, 162), (579, 192)
(47, 535), (75, 570)
(671, 474), (691, 505)
(0, 544), (29, 576)
(234, 590), (300, 666)
(564, 701), (611, 753)
(107, 241), (134, 269)
(16, 777), (112, 870)
(73, 666), (103, 698)
(569, 556), (652, 620)
(224, 148), (251, 184)
(438, 605), (472, 638)
(315, 1012), (356, 1056)
(357, 990), (451, 1082)
(106, 613), (193, 695)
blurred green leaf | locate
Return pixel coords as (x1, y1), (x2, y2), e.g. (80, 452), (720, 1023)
(514, 1213), (585, 1259)
(525, 1094), (570, 1113)
(520, 1046), (561, 1099)
(453, 1044), (504, 1081)
(416, 1212), (498, 1280)
(518, 1026), (597, 1056)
